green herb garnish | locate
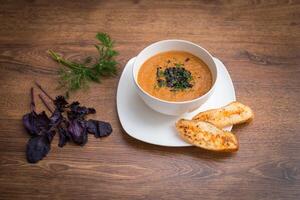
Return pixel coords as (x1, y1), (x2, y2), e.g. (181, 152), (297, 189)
(174, 63), (183, 67)
(157, 79), (166, 87)
(155, 66), (193, 91)
(156, 67), (164, 77)
(48, 33), (118, 97)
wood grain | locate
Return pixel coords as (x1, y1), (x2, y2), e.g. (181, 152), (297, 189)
(0, 0), (299, 199)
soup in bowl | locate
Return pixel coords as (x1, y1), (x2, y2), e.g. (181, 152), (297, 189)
(133, 40), (217, 116)
(138, 51), (212, 102)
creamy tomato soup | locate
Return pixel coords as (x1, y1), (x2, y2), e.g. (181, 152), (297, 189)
(137, 51), (212, 102)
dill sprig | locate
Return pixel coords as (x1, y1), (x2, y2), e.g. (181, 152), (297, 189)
(48, 33), (118, 97)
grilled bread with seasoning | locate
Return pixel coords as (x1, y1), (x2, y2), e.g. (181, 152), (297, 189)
(192, 101), (254, 128)
(176, 119), (238, 152)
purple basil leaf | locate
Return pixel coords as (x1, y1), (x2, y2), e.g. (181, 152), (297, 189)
(54, 96), (68, 112)
(58, 126), (70, 147)
(26, 131), (54, 163)
(68, 101), (96, 120)
(67, 119), (88, 145)
(87, 119), (112, 138)
(88, 108), (96, 114)
(22, 111), (51, 136)
(49, 109), (63, 125)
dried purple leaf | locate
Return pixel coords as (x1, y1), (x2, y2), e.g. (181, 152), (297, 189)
(67, 101), (96, 120)
(49, 109), (63, 125)
(22, 87), (51, 136)
(68, 119), (88, 145)
(54, 96), (68, 112)
(58, 126), (70, 147)
(24, 84), (113, 163)
(23, 111), (51, 136)
(87, 119), (112, 138)
(26, 131), (54, 163)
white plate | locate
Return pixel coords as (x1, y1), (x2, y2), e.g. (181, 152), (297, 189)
(117, 57), (236, 147)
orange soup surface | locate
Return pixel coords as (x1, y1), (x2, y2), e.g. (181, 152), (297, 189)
(138, 51), (212, 102)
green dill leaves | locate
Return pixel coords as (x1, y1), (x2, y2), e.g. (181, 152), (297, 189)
(96, 32), (113, 48)
(48, 33), (118, 96)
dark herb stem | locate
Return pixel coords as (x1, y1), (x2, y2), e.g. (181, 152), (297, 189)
(35, 82), (54, 101)
(39, 94), (54, 113)
(30, 87), (35, 112)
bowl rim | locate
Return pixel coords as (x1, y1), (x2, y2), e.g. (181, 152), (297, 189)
(132, 39), (218, 105)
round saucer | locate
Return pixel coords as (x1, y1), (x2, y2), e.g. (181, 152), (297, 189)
(117, 57), (236, 147)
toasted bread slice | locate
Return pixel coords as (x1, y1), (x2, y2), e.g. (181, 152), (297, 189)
(176, 119), (238, 152)
(192, 101), (254, 128)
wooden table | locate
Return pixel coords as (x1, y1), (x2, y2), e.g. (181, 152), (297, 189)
(0, 1), (299, 199)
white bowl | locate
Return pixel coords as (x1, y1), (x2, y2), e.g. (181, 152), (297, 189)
(132, 40), (218, 116)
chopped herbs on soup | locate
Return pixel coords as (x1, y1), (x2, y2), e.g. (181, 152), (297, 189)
(156, 65), (193, 91)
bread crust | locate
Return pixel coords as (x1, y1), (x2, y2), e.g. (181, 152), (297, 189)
(192, 101), (254, 128)
(176, 119), (239, 152)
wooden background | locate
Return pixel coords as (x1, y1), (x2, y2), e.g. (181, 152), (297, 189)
(0, 0), (299, 199)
